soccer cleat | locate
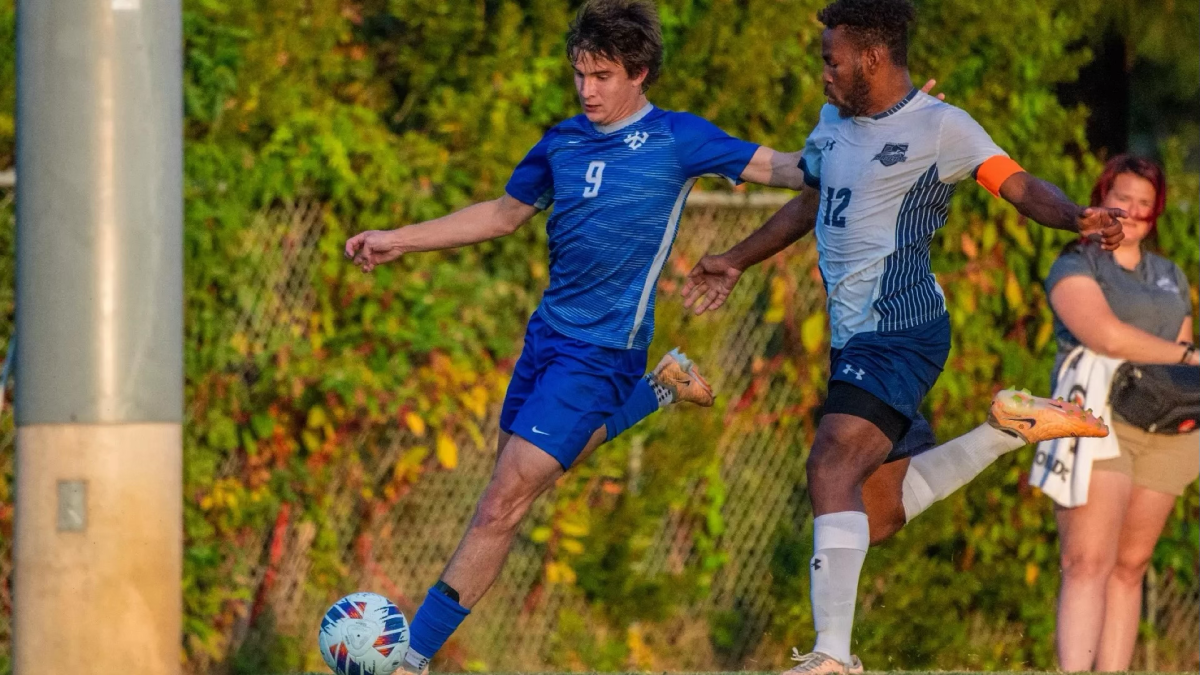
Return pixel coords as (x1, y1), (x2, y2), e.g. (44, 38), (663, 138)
(649, 348), (714, 407)
(782, 648), (863, 675)
(987, 388), (1109, 444)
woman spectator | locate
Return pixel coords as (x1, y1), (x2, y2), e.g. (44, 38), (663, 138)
(1046, 154), (1199, 671)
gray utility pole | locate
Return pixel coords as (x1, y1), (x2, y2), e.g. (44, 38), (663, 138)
(14, 1), (183, 673)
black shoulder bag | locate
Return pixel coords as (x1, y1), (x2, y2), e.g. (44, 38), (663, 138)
(1110, 363), (1200, 434)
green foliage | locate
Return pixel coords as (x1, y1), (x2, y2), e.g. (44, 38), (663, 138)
(0, 0), (1195, 672)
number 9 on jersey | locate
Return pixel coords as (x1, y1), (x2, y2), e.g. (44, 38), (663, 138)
(583, 160), (606, 198)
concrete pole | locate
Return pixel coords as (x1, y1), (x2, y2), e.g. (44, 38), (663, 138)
(14, 0), (183, 673)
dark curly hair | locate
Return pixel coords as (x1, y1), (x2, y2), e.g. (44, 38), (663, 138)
(565, 0), (663, 91)
(817, 0), (916, 66)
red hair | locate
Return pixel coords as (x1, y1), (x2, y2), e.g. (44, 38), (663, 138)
(1089, 154), (1167, 230)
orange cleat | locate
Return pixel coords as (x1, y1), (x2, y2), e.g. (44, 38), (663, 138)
(987, 388), (1109, 444)
(649, 348), (714, 407)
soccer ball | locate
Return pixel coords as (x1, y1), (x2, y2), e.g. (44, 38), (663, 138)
(319, 591), (410, 675)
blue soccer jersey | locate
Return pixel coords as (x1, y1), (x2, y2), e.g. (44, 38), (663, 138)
(505, 104), (758, 350)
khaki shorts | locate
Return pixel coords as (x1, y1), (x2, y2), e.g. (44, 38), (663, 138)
(1092, 421), (1200, 496)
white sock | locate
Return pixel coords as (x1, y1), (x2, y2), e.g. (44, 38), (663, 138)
(901, 422), (1026, 522)
(404, 647), (430, 672)
(810, 511), (869, 664)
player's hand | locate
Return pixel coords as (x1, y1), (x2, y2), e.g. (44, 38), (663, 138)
(1077, 207), (1125, 250)
(681, 254), (743, 315)
(344, 230), (403, 272)
(919, 79), (946, 101)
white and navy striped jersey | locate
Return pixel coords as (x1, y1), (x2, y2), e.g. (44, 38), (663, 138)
(800, 89), (1007, 348)
(506, 104), (758, 350)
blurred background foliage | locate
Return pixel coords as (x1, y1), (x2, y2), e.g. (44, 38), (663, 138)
(0, 0), (1195, 672)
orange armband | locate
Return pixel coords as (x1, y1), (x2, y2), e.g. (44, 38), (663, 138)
(975, 155), (1024, 198)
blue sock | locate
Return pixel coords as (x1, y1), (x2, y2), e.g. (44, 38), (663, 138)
(406, 584), (470, 664)
(603, 377), (663, 441)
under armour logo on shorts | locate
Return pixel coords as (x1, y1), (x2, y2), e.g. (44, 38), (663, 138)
(842, 364), (865, 380)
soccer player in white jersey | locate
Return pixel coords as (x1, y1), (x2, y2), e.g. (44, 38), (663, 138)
(680, 0), (1122, 672)
(341, 1), (855, 671)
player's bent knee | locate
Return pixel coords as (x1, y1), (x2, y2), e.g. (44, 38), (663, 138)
(806, 444), (841, 478)
(806, 434), (874, 489)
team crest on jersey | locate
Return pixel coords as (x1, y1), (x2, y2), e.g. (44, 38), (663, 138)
(624, 131), (650, 150)
(872, 142), (909, 166)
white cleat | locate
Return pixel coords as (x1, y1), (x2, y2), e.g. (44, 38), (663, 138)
(781, 648), (864, 675)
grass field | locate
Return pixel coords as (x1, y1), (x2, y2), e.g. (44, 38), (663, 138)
(286, 671), (1162, 674)
(288, 662), (1161, 667)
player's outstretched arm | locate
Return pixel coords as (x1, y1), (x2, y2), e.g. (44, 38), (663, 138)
(682, 186), (819, 315)
(344, 194), (539, 272)
(737, 80), (944, 190)
(997, 172), (1126, 250)
(738, 147), (807, 190)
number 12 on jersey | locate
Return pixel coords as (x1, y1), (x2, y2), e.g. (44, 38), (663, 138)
(823, 187), (851, 228)
(583, 161), (606, 198)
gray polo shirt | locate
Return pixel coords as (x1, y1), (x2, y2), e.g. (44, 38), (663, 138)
(1046, 241), (1192, 376)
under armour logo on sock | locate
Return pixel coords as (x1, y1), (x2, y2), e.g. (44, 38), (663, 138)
(811, 558), (822, 571)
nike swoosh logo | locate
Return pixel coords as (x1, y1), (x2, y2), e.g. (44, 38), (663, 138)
(531, 426), (550, 435)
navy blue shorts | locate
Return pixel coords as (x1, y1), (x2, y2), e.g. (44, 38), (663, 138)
(827, 313), (951, 462)
(499, 312), (648, 469)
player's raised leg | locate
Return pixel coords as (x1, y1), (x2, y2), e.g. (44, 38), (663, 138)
(864, 389), (1108, 543)
(573, 348), (715, 465)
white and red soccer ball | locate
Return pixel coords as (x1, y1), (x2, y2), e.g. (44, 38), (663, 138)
(319, 592), (410, 675)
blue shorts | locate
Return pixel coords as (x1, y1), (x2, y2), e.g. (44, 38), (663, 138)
(828, 313), (951, 462)
(499, 312), (648, 469)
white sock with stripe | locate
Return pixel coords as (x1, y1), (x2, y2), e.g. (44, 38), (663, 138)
(901, 422), (1026, 522)
(810, 511), (869, 664)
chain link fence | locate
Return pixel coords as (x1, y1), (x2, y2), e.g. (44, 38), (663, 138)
(0, 185), (1195, 672)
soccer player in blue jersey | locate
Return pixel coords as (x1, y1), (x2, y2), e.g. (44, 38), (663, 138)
(680, 0), (1121, 672)
(343, 1), (831, 670)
